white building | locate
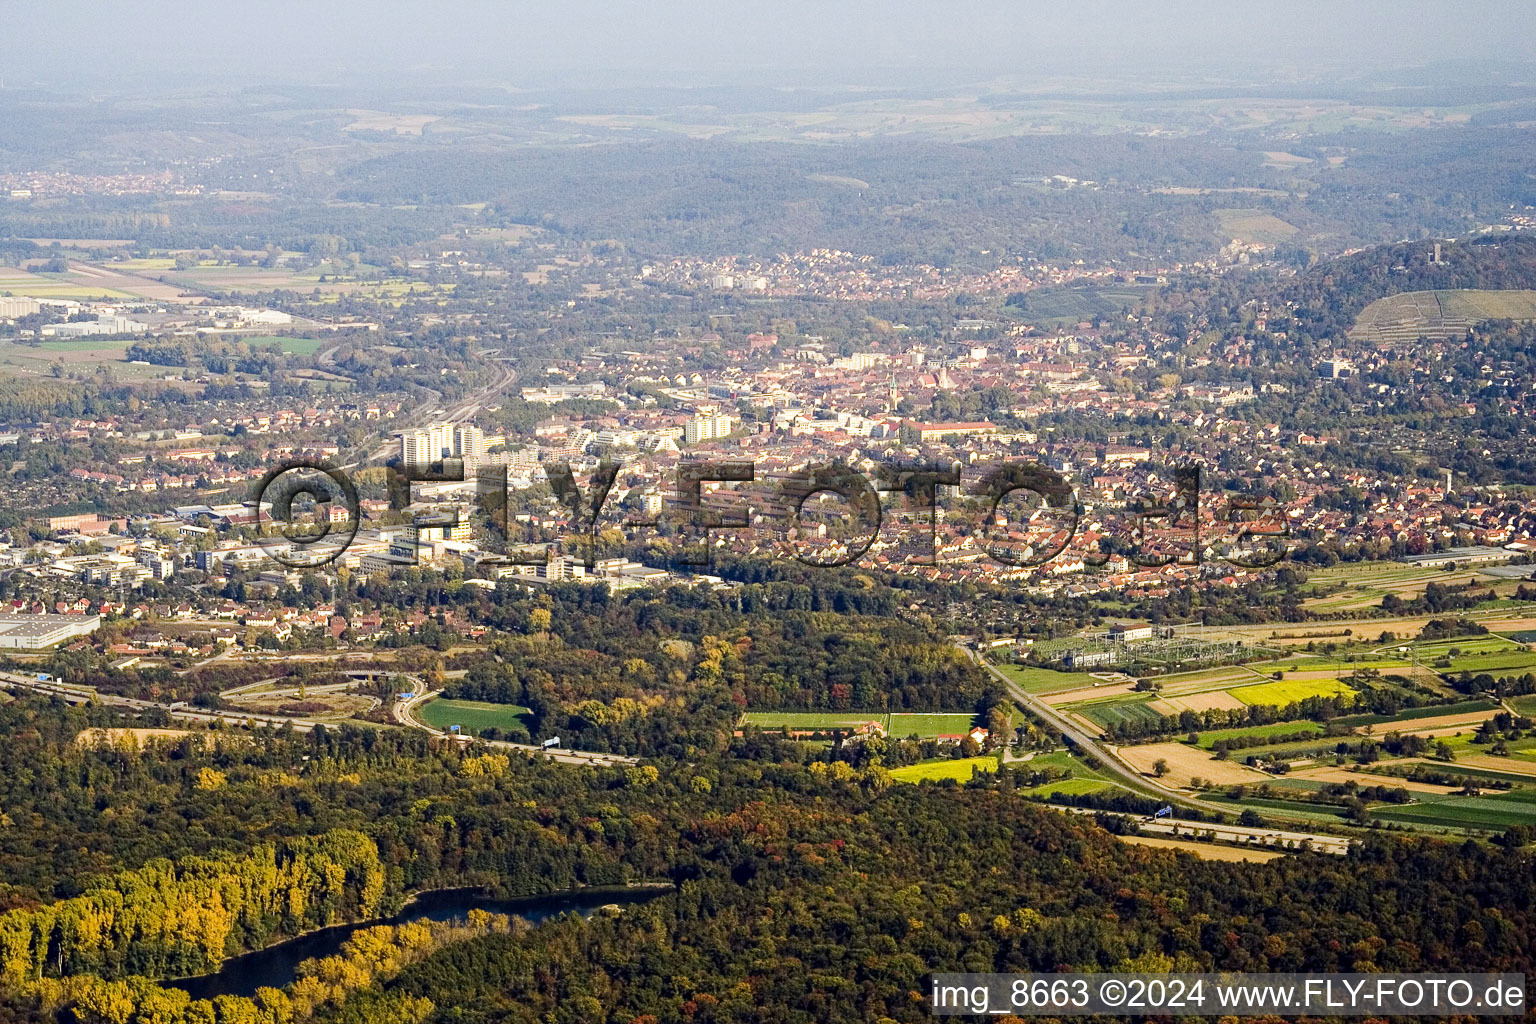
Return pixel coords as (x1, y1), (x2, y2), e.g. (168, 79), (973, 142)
(47, 315), (148, 338)
(0, 297), (41, 319)
(685, 413), (736, 445)
(0, 613), (102, 649)
(400, 423), (454, 465)
(453, 424), (485, 460)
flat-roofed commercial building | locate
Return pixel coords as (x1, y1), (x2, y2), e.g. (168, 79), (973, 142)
(0, 613), (102, 649)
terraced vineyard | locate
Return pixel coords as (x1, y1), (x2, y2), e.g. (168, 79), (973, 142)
(1348, 289), (1536, 344)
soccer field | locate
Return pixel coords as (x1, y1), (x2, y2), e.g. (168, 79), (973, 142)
(418, 698), (533, 735)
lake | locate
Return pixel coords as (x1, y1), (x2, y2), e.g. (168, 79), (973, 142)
(167, 885), (668, 1000)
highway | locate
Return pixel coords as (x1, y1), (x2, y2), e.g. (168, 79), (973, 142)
(1138, 817), (1352, 855)
(961, 645), (1213, 814)
(0, 672), (636, 766)
(0, 673), (334, 732)
(1055, 806), (1352, 855)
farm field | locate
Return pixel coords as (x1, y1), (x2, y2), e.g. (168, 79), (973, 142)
(1214, 208), (1299, 244)
(418, 698), (533, 735)
(0, 339), (156, 379)
(1055, 661), (1359, 736)
(739, 710), (979, 739)
(1007, 284), (1151, 326)
(1387, 759), (1536, 785)
(1285, 764), (1460, 796)
(1150, 690), (1247, 714)
(887, 713), (983, 739)
(1154, 666), (1268, 694)
(1118, 835), (1285, 863)
(1071, 694), (1165, 730)
(0, 266), (136, 300)
(1118, 741), (1271, 787)
(1334, 699), (1499, 728)
(1019, 777), (1111, 797)
(1041, 681), (1138, 705)
(1197, 793), (1352, 824)
(1369, 788), (1536, 832)
(993, 663), (1095, 694)
(1441, 650), (1536, 674)
(1227, 678), (1355, 706)
(1298, 560), (1497, 613)
(1193, 721), (1323, 749)
(243, 335), (325, 355)
(1212, 613), (1536, 649)
(888, 755), (1000, 783)
(1457, 754), (1536, 777)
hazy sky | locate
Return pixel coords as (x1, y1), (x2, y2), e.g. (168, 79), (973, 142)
(4, 1), (1535, 92)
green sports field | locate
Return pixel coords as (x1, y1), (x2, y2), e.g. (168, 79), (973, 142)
(418, 698), (533, 735)
(886, 713), (983, 739)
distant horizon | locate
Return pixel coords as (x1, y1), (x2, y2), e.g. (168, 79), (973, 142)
(3, 1), (1535, 94)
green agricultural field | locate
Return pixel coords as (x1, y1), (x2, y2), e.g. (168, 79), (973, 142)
(1192, 721), (1323, 749)
(1510, 695), (1536, 716)
(993, 663), (1091, 694)
(1299, 561), (1505, 614)
(1007, 285), (1150, 326)
(740, 710), (978, 739)
(1229, 736), (1357, 760)
(1443, 651), (1536, 674)
(1386, 762), (1536, 786)
(1198, 793), (1350, 823)
(1333, 699), (1499, 728)
(1370, 789), (1536, 832)
(1020, 777), (1111, 798)
(1071, 695), (1166, 729)
(1010, 750), (1116, 798)
(1413, 636), (1520, 656)
(889, 755), (1000, 783)
(418, 698), (533, 736)
(740, 711), (884, 731)
(1228, 678), (1355, 706)
(243, 335), (325, 355)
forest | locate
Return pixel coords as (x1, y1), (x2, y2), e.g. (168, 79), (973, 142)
(0, 697), (1531, 1024)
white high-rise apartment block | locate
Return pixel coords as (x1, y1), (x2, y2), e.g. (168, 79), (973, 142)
(452, 424), (485, 459)
(684, 413), (736, 445)
(401, 423), (491, 465)
(400, 423), (453, 465)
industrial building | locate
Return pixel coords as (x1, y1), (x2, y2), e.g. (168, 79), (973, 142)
(0, 613), (102, 649)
